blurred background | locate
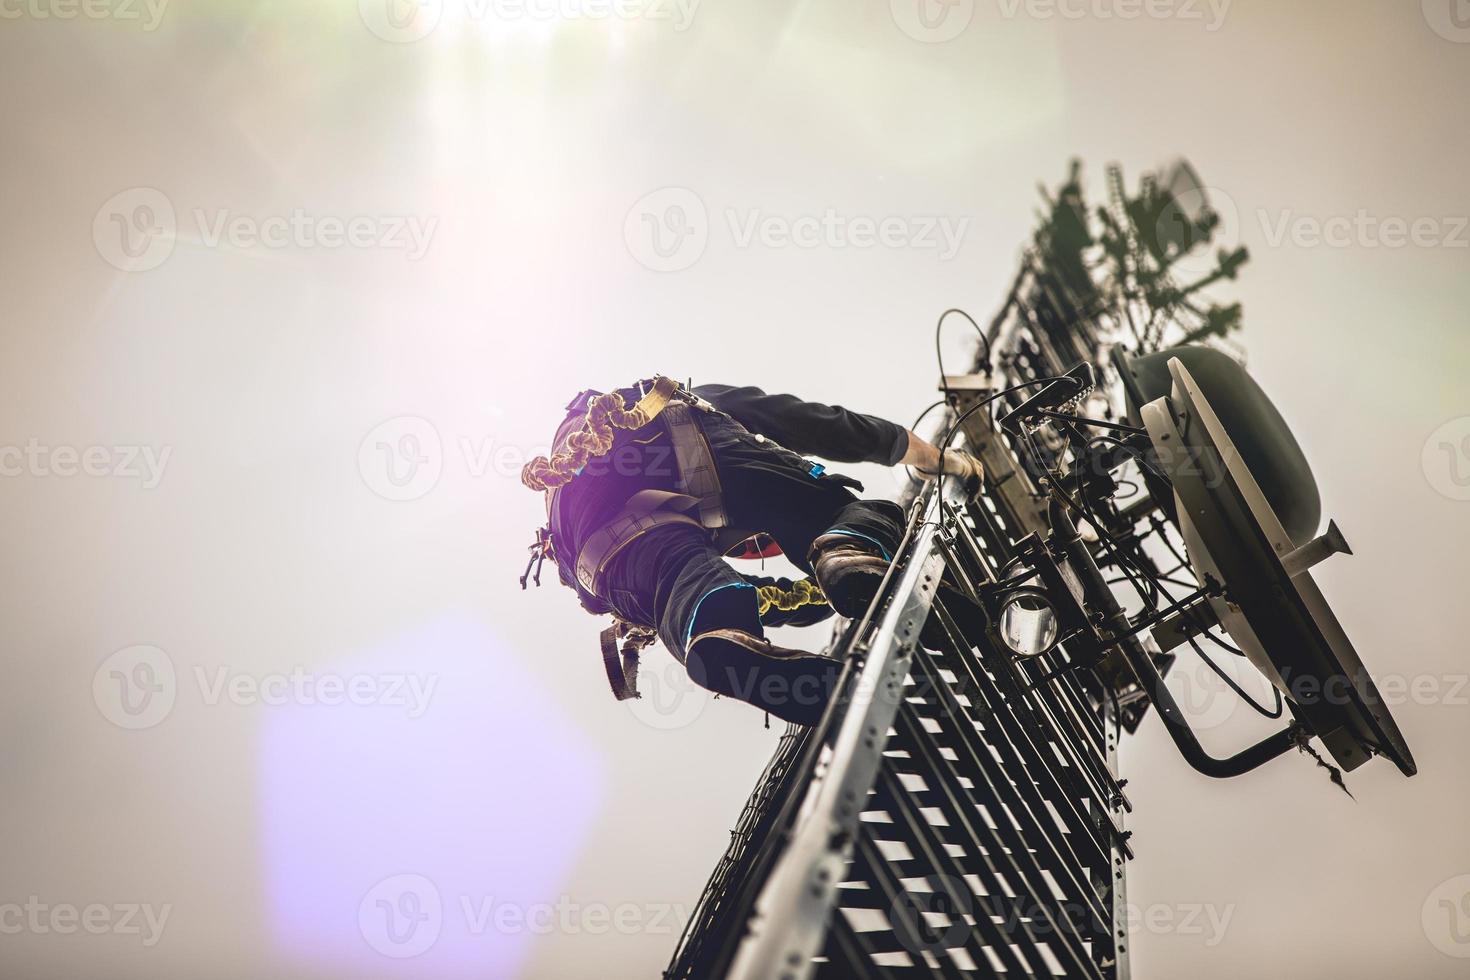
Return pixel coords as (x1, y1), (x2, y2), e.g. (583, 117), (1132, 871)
(2, 0), (1468, 977)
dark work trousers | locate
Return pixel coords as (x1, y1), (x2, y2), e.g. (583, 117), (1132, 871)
(599, 411), (906, 665)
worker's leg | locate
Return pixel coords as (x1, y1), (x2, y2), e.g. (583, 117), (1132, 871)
(601, 524), (840, 725)
(698, 415), (905, 620)
(814, 498), (908, 564)
(601, 523), (756, 660)
(700, 418), (905, 574)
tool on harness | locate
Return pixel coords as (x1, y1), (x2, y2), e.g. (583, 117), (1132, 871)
(519, 526), (554, 590)
(601, 619), (656, 701)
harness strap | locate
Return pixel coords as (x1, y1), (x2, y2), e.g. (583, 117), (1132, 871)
(600, 620), (656, 701)
(663, 401), (728, 530)
(574, 489), (705, 596)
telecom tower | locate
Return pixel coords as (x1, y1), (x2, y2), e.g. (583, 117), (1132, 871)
(662, 161), (1415, 980)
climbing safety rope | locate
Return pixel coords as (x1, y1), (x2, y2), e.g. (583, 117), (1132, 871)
(755, 578), (827, 618)
(521, 375), (681, 492)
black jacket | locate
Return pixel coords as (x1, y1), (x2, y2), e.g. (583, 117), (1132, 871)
(691, 384), (908, 467)
(545, 381), (908, 604)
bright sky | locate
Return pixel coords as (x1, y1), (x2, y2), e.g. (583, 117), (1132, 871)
(2, 1), (1468, 978)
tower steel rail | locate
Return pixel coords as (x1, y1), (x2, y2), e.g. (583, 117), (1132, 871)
(664, 160), (1258, 978)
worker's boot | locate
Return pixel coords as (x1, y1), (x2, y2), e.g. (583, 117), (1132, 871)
(809, 534), (891, 619)
(687, 629), (841, 727)
(811, 534), (990, 650)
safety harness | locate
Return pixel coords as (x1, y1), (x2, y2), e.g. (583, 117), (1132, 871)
(519, 376), (828, 701)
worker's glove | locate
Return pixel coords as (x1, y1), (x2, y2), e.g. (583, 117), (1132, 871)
(939, 449), (986, 500)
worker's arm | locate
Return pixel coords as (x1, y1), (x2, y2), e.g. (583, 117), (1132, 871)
(692, 384), (910, 465)
(898, 431), (985, 482)
(692, 383), (984, 484)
